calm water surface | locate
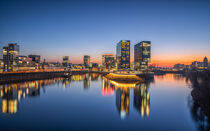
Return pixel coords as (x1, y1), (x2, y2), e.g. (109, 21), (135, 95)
(0, 73), (209, 131)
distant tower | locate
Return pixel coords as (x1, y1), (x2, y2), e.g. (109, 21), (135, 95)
(203, 56), (208, 68)
(42, 58), (46, 69)
(83, 55), (90, 68)
(116, 40), (130, 70)
(3, 43), (19, 72)
(62, 56), (69, 67)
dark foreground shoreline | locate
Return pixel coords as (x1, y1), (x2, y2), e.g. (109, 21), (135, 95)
(189, 70), (210, 128)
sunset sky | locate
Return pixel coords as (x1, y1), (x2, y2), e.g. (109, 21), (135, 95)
(0, 0), (210, 67)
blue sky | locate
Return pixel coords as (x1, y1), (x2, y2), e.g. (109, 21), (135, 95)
(0, 0), (210, 65)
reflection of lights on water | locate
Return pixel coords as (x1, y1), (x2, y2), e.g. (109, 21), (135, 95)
(2, 99), (18, 114)
(2, 100), (7, 113)
(0, 90), (3, 97)
(120, 110), (126, 120)
(146, 104), (150, 117)
(0, 78), (65, 114)
(110, 80), (136, 88)
(140, 93), (150, 118)
(26, 88), (29, 94)
(23, 93), (26, 98)
(102, 87), (114, 96)
(18, 95), (21, 101)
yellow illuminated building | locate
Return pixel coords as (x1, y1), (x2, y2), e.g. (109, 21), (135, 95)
(116, 40), (130, 70)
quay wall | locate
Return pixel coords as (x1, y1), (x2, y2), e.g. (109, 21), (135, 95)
(0, 71), (65, 84)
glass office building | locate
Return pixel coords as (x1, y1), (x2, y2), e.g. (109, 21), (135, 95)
(116, 40), (130, 70)
(134, 41), (151, 70)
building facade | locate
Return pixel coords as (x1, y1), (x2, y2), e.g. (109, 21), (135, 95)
(84, 55), (90, 68)
(102, 54), (115, 69)
(28, 55), (41, 63)
(116, 40), (130, 70)
(191, 61), (204, 69)
(15, 55), (33, 66)
(134, 41), (151, 71)
(173, 64), (185, 70)
(3, 43), (19, 72)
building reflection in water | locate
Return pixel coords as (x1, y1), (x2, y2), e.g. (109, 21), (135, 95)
(134, 83), (150, 118)
(0, 73), (149, 118)
(102, 77), (114, 96)
(116, 88), (130, 119)
(102, 77), (151, 119)
(70, 73), (101, 89)
(0, 73), (102, 114)
(0, 78), (64, 114)
(84, 74), (91, 89)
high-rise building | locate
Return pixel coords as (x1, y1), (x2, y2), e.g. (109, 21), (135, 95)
(134, 41), (151, 70)
(3, 43), (19, 72)
(102, 54), (115, 69)
(203, 56), (208, 69)
(62, 56), (69, 67)
(116, 40), (130, 70)
(84, 55), (90, 68)
(28, 55), (41, 63)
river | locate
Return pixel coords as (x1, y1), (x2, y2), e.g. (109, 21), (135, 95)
(0, 73), (209, 131)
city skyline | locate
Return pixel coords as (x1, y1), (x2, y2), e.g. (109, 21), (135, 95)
(0, 0), (210, 67)
(0, 1), (210, 130)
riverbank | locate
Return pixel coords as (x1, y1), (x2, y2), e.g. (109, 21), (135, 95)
(0, 71), (65, 84)
(189, 70), (210, 120)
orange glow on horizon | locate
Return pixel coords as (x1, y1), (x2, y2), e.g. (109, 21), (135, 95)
(44, 55), (209, 67)
(150, 55), (209, 67)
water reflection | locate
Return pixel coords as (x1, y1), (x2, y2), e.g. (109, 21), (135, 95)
(134, 83), (150, 118)
(0, 73), (151, 119)
(102, 77), (151, 119)
(102, 78), (114, 96)
(1, 73), (210, 130)
(0, 78), (63, 114)
(0, 73), (102, 114)
(116, 87), (130, 119)
(2, 73), (209, 129)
